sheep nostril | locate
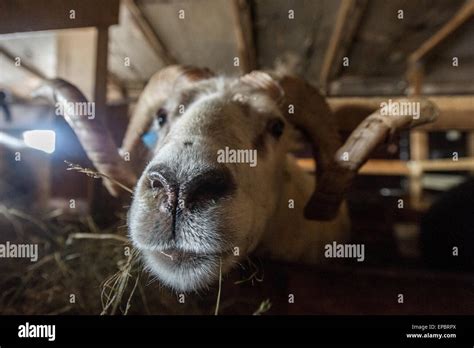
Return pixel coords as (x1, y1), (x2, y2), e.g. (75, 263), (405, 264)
(147, 171), (167, 191)
(184, 169), (235, 207)
(151, 179), (163, 190)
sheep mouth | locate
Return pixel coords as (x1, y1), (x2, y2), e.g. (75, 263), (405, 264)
(152, 248), (228, 264)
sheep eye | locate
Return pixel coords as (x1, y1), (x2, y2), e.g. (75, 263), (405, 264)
(156, 108), (167, 127)
(267, 118), (285, 138)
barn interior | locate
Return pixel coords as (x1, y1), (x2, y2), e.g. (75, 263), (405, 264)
(0, 0), (473, 315)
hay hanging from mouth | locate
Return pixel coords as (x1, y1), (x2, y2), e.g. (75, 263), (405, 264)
(101, 247), (140, 315)
(214, 258), (223, 315)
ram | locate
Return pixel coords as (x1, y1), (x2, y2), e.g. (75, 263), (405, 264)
(36, 66), (438, 292)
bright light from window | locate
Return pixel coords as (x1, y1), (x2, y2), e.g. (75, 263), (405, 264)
(23, 130), (56, 154)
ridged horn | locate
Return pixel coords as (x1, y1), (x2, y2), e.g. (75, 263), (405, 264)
(33, 79), (137, 197)
(241, 72), (439, 221)
(241, 71), (343, 220)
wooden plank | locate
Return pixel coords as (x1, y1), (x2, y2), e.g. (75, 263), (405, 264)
(417, 157), (474, 171)
(0, 50), (43, 99)
(298, 158), (409, 176)
(329, 75), (474, 96)
(408, 0), (474, 64)
(94, 27), (109, 120)
(0, 46), (47, 80)
(123, 0), (175, 66)
(340, 0), (467, 78)
(109, 2), (166, 83)
(297, 158), (474, 176)
(56, 28), (97, 101)
(138, 0), (239, 75)
(254, 0), (340, 80)
(230, 0), (256, 73)
(328, 96), (474, 131)
(0, 32), (58, 80)
(0, 0), (119, 34)
(319, 0), (367, 91)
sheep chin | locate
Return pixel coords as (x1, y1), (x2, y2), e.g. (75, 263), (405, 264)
(142, 249), (228, 293)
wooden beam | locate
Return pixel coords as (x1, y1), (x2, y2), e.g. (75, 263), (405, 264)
(328, 96), (474, 131)
(299, 158), (409, 176)
(0, 46), (47, 80)
(94, 27), (109, 120)
(408, 0), (474, 65)
(319, 0), (366, 91)
(0, 0), (119, 34)
(123, 0), (176, 66)
(297, 158), (474, 176)
(408, 131), (428, 208)
(230, 0), (257, 73)
(56, 28), (97, 101)
(329, 76), (474, 96)
(408, 64), (428, 210)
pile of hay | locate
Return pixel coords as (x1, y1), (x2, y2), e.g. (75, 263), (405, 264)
(0, 204), (270, 315)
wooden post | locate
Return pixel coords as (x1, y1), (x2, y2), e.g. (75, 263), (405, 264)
(90, 26), (111, 210)
(230, 0), (256, 74)
(406, 64), (428, 209)
(94, 27), (109, 122)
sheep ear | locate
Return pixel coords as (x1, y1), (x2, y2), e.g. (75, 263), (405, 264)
(121, 65), (214, 155)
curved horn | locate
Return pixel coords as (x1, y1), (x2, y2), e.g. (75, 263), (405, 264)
(120, 65), (214, 155)
(33, 79), (136, 197)
(242, 72), (439, 221)
(242, 71), (343, 220)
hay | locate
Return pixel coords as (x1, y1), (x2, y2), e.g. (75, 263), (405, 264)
(0, 207), (273, 315)
(214, 258), (223, 315)
(0, 207), (142, 315)
(65, 161), (134, 194)
(100, 247), (140, 315)
(253, 299), (272, 315)
(0, 164), (273, 315)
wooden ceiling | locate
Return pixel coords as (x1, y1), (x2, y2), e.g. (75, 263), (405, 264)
(112, 0), (474, 95)
(1, 0), (473, 99)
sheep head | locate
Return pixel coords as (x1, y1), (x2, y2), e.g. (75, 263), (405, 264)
(120, 65), (351, 292)
(36, 65), (438, 293)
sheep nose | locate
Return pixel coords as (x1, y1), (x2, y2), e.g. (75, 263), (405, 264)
(147, 167), (235, 212)
(182, 168), (236, 208)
